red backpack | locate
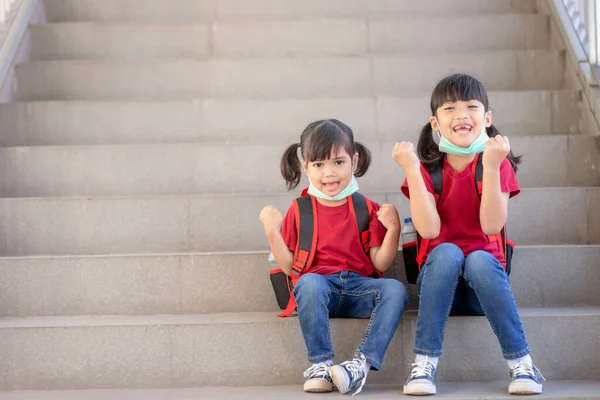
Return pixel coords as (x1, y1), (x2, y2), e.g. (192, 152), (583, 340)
(402, 152), (515, 284)
(269, 192), (381, 317)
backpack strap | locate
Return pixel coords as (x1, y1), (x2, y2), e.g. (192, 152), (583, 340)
(278, 195), (318, 317)
(292, 196), (318, 274)
(348, 192), (372, 254)
(349, 192), (381, 278)
(415, 163), (443, 266)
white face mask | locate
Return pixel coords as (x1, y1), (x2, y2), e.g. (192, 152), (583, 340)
(307, 175), (359, 201)
(434, 117), (489, 156)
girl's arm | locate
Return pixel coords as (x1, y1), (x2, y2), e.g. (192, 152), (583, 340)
(369, 204), (401, 272)
(260, 205), (294, 274)
(393, 142), (440, 239)
(480, 135), (511, 235)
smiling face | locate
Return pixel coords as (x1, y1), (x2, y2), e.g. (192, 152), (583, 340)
(430, 99), (492, 148)
(302, 146), (358, 199)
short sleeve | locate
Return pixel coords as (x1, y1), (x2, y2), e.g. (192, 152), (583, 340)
(401, 164), (434, 199)
(499, 158), (520, 198)
(280, 205), (297, 252)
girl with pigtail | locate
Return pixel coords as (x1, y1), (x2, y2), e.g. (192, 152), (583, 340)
(260, 119), (408, 395)
(394, 74), (544, 396)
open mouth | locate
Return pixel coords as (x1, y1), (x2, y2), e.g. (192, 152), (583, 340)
(452, 124), (473, 135)
(323, 182), (339, 192)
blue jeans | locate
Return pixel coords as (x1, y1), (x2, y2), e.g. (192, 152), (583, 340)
(293, 271), (408, 370)
(414, 243), (530, 360)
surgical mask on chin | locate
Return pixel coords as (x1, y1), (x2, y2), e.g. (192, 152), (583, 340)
(434, 118), (489, 156)
(307, 175), (359, 202)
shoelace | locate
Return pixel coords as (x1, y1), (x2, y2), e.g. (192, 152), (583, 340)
(409, 360), (435, 380)
(303, 362), (330, 380)
(512, 361), (546, 381)
(342, 356), (367, 396)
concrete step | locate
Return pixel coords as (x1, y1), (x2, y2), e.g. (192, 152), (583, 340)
(2, 382), (600, 399)
(0, 246), (598, 318)
(0, 188), (597, 256)
(0, 308), (597, 389)
(29, 15), (549, 61)
(42, 0), (538, 23)
(14, 50), (565, 101)
(0, 91), (582, 146)
(0, 136), (597, 197)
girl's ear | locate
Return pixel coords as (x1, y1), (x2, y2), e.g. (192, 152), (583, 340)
(300, 159), (308, 174)
(429, 116), (440, 132)
(485, 110), (493, 128)
(352, 152), (359, 173)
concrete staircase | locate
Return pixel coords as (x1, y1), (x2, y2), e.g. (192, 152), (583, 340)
(0, 0), (599, 398)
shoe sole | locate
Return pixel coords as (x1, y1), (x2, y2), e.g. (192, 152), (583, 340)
(403, 381), (436, 395)
(330, 365), (351, 394)
(303, 379), (332, 393)
(509, 380), (543, 395)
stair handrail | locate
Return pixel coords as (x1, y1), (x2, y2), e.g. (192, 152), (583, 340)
(0, 0), (37, 99)
(548, 0), (600, 130)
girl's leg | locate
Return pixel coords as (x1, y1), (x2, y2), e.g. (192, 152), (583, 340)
(293, 273), (340, 364)
(462, 250), (530, 359)
(463, 251), (543, 395)
(329, 271), (407, 395)
(336, 272), (408, 370)
(404, 243), (464, 396)
(414, 243), (465, 356)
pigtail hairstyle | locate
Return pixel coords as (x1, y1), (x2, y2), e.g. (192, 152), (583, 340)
(485, 124), (522, 172)
(280, 143), (302, 191)
(354, 142), (372, 177)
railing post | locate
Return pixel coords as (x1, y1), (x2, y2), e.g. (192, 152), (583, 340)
(594, 0), (600, 64)
(0, 0), (6, 24)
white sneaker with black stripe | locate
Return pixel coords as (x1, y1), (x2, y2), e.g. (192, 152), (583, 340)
(303, 362), (333, 393)
(509, 361), (545, 395)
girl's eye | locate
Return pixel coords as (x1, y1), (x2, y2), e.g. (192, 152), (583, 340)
(443, 107), (454, 111)
(313, 163), (323, 168)
(468, 105), (479, 109)
(335, 160), (345, 165)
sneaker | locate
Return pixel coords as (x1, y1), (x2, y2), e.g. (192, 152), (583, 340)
(509, 361), (545, 395)
(303, 362), (333, 393)
(403, 358), (437, 395)
(330, 354), (368, 395)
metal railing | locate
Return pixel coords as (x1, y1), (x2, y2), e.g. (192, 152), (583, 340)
(0, 0), (18, 24)
(0, 0), (36, 101)
(562, 0), (600, 64)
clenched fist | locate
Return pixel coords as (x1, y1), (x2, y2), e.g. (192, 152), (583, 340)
(260, 205), (283, 233)
(482, 135), (511, 170)
(377, 204), (400, 231)
(392, 142), (420, 172)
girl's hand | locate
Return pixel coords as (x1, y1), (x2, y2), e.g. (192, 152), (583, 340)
(392, 142), (420, 172)
(377, 204), (400, 231)
(482, 135), (511, 170)
(260, 205), (283, 233)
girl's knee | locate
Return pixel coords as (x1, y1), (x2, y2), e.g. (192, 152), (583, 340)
(422, 243), (463, 279)
(294, 273), (329, 298)
(380, 279), (409, 307)
(464, 250), (501, 278)
(429, 243), (464, 266)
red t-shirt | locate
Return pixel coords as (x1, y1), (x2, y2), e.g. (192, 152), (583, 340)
(401, 157), (520, 265)
(280, 196), (386, 276)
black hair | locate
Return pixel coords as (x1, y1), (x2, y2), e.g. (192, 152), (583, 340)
(280, 119), (371, 190)
(417, 74), (521, 172)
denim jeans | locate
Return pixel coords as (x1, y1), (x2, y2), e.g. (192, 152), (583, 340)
(414, 242), (530, 360)
(293, 271), (408, 370)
